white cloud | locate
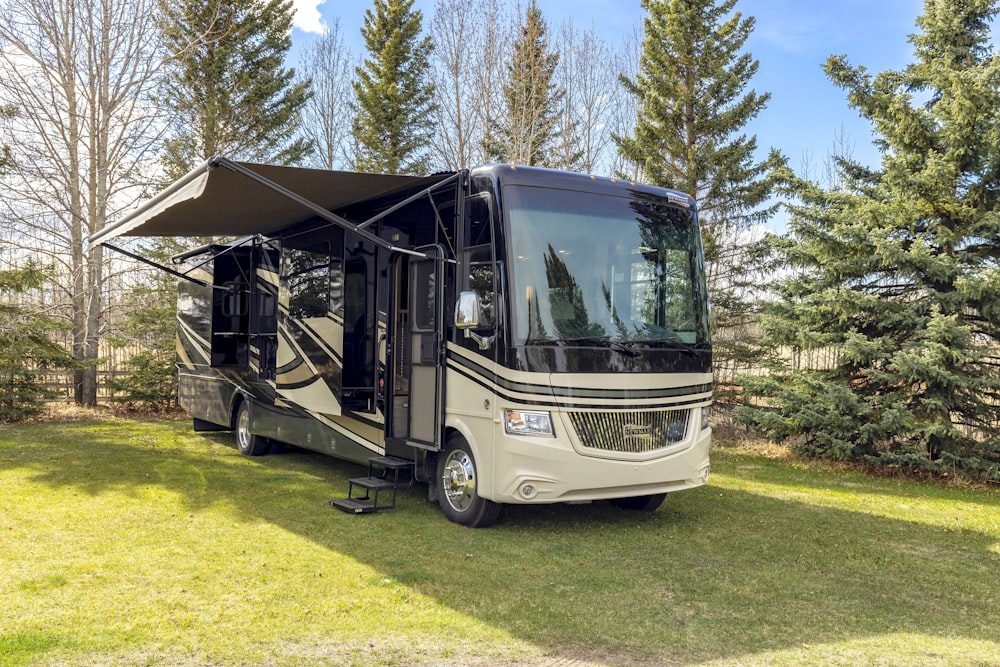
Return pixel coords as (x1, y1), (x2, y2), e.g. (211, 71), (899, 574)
(291, 0), (327, 35)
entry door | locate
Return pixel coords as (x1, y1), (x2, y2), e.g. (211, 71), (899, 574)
(394, 249), (445, 449)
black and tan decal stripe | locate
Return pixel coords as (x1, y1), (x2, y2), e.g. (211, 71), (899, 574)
(275, 328), (318, 389)
(445, 347), (712, 410)
(176, 320), (210, 368)
(292, 316), (343, 367)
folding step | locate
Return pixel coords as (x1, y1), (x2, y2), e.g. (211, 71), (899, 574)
(349, 475), (398, 492)
(329, 497), (377, 514)
(329, 455), (416, 514)
(368, 455), (417, 473)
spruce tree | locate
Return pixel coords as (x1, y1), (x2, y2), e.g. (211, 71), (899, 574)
(485, 1), (576, 168)
(615, 0), (783, 394)
(739, 0), (1000, 478)
(0, 254), (76, 421)
(106, 241), (182, 412)
(352, 0), (436, 175)
(161, 0), (312, 178)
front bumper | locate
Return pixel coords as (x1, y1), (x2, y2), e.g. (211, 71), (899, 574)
(487, 413), (712, 504)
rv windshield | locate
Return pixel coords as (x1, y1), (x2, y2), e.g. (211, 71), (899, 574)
(505, 185), (709, 348)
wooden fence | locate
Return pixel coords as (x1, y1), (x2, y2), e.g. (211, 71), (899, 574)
(36, 369), (135, 402)
(34, 340), (153, 402)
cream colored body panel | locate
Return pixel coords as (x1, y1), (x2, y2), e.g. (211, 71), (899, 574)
(444, 344), (712, 504)
(274, 315), (344, 416)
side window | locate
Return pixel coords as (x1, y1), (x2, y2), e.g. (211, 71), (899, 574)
(343, 243), (376, 396)
(412, 260), (436, 331)
(466, 245), (495, 327)
(282, 244), (330, 319)
(329, 257), (344, 317)
(253, 241), (280, 334)
(464, 194), (495, 328)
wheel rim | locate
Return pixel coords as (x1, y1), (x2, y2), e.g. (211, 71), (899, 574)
(237, 406), (250, 450)
(441, 449), (476, 512)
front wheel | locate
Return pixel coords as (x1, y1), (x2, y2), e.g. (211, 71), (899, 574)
(235, 401), (269, 456)
(437, 435), (501, 527)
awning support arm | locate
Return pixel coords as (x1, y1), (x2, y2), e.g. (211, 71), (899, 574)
(103, 242), (208, 287)
(354, 171), (462, 231)
(170, 234), (256, 264)
(212, 157), (445, 259)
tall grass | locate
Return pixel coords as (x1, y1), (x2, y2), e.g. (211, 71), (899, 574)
(0, 418), (997, 666)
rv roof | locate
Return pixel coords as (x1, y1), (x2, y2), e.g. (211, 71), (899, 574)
(88, 157), (451, 247)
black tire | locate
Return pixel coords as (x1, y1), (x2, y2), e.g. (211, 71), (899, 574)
(235, 401), (269, 456)
(437, 434), (501, 527)
(611, 493), (666, 512)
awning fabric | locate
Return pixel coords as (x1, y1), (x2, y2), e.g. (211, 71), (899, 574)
(88, 157), (452, 247)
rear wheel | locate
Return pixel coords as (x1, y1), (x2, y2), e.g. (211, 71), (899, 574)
(438, 434), (501, 527)
(235, 401), (269, 456)
(611, 493), (666, 512)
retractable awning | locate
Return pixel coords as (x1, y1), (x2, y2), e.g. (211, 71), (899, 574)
(88, 156), (456, 251)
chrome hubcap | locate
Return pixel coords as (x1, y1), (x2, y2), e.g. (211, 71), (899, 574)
(441, 450), (475, 512)
(237, 408), (250, 450)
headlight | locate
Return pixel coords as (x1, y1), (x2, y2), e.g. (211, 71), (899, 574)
(701, 408), (710, 430)
(504, 409), (555, 437)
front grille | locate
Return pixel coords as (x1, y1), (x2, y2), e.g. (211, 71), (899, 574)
(568, 409), (690, 454)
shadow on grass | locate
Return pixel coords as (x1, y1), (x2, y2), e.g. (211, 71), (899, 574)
(1, 419), (998, 664)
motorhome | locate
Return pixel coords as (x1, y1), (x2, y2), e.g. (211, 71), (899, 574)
(90, 158), (713, 527)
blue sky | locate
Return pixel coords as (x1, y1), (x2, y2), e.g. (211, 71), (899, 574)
(289, 0), (925, 177)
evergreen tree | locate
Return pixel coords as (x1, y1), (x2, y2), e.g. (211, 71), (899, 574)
(0, 254), (76, 422)
(615, 0), (783, 396)
(485, 1), (576, 168)
(352, 0), (436, 175)
(106, 241), (182, 412)
(739, 0), (1000, 480)
(161, 0), (312, 178)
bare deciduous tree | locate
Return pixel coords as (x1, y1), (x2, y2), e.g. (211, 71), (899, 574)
(426, 0), (515, 170)
(465, 0), (514, 167)
(0, 0), (167, 406)
(298, 19), (356, 170)
(429, 0), (484, 170)
(556, 19), (621, 175)
(608, 21), (642, 181)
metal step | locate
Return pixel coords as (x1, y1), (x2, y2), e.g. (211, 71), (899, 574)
(329, 456), (417, 514)
(329, 498), (378, 514)
(368, 455), (416, 471)
(348, 476), (397, 492)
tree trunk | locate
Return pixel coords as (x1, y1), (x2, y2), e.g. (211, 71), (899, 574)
(0, 0), (165, 409)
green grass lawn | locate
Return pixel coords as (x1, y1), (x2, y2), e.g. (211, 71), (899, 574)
(0, 418), (997, 666)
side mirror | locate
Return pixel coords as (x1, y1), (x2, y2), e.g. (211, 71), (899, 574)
(454, 290), (494, 350)
(455, 291), (480, 329)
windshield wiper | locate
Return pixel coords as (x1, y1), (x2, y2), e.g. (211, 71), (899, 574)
(563, 336), (642, 358)
(658, 334), (701, 357)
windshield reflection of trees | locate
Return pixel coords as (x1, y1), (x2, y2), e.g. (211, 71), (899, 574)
(632, 194), (703, 343)
(528, 196), (700, 345)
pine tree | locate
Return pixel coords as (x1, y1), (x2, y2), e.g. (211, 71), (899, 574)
(739, 0), (1000, 479)
(161, 0), (312, 178)
(106, 241), (182, 412)
(352, 0), (436, 175)
(615, 0), (783, 395)
(485, 1), (576, 168)
(0, 254), (76, 421)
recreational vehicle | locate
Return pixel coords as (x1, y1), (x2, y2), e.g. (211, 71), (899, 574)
(90, 158), (713, 527)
